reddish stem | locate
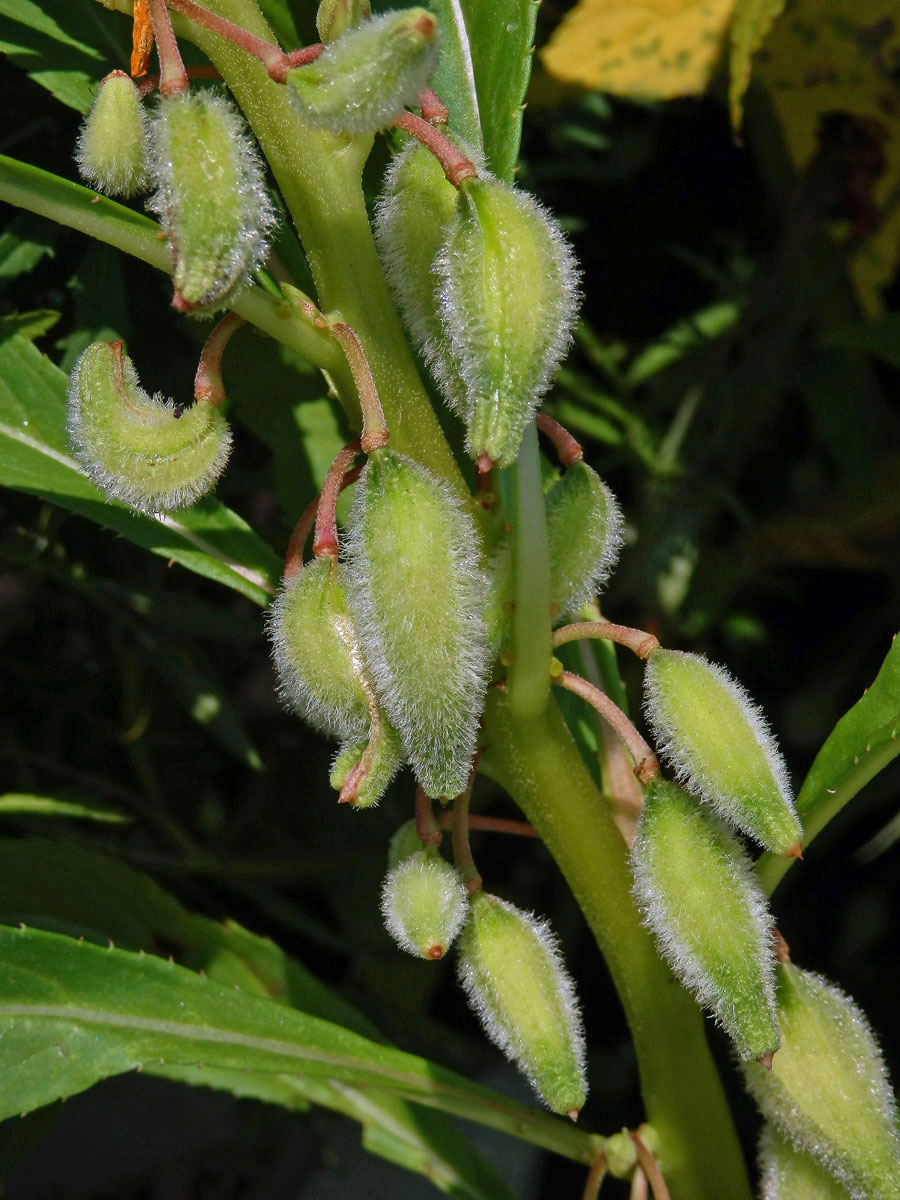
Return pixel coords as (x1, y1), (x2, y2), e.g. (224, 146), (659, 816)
(629, 1133), (671, 1200)
(285, 44), (324, 68)
(451, 770), (482, 894)
(418, 87), (448, 125)
(328, 323), (389, 452)
(536, 412), (583, 468)
(193, 312), (244, 406)
(147, 0), (189, 96)
(415, 786), (443, 847)
(552, 621), (660, 661)
(554, 671), (660, 784)
(393, 111), (478, 189)
(283, 465), (360, 580)
(136, 63), (221, 97)
(582, 1152), (609, 1200)
(312, 440), (363, 559)
(436, 812), (539, 838)
(163, 0), (292, 81)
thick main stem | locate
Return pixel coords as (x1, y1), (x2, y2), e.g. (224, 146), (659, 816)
(480, 695), (752, 1200)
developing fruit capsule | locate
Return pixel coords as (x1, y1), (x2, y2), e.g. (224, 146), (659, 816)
(328, 718), (403, 808)
(457, 891), (587, 1117)
(75, 70), (149, 198)
(286, 8), (440, 133)
(758, 1125), (850, 1200)
(148, 91), (274, 313)
(380, 850), (468, 958)
(642, 648), (802, 856)
(67, 340), (231, 514)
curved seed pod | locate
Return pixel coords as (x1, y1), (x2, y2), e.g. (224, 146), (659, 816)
(743, 963), (900, 1198)
(317, 0), (372, 42)
(343, 448), (489, 799)
(642, 649), (802, 855)
(286, 9), (439, 134)
(267, 557), (370, 742)
(631, 779), (779, 1062)
(758, 1126), (852, 1200)
(387, 818), (426, 869)
(75, 70), (149, 198)
(457, 892), (587, 1117)
(437, 176), (579, 468)
(329, 717), (404, 808)
(380, 850), (468, 958)
(148, 91), (274, 314)
(485, 461), (623, 650)
(67, 340), (231, 514)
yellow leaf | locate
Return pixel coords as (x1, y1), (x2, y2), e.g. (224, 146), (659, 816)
(540, 0), (735, 101)
(728, 0), (788, 129)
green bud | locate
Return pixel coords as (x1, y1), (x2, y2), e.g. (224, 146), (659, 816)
(344, 448), (488, 799)
(643, 649), (802, 855)
(317, 0), (372, 42)
(67, 340), (231, 514)
(267, 557), (369, 742)
(387, 818), (426, 869)
(457, 891), (587, 1117)
(148, 91), (274, 313)
(758, 1125), (851, 1200)
(75, 70), (149, 198)
(328, 718), (403, 808)
(486, 461), (623, 650)
(380, 850), (468, 959)
(437, 176), (579, 468)
(286, 9), (440, 134)
(743, 962), (900, 1197)
(631, 779), (779, 1062)
(603, 1131), (637, 1179)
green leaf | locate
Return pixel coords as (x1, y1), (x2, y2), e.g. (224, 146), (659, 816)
(0, 310), (60, 341)
(428, 1), (485, 153)
(0, 331), (280, 606)
(824, 314), (900, 371)
(625, 301), (740, 388)
(0, 795), (128, 824)
(256, 0), (301, 50)
(728, 0), (788, 130)
(757, 634), (900, 895)
(0, 212), (58, 290)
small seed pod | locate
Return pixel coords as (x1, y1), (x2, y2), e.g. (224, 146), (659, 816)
(486, 460), (623, 649)
(743, 962), (900, 1198)
(75, 70), (149, 198)
(457, 891), (587, 1117)
(267, 557), (370, 742)
(436, 176), (579, 468)
(631, 779), (779, 1062)
(286, 9), (440, 134)
(758, 1125), (850, 1200)
(642, 649), (802, 856)
(380, 850), (468, 959)
(148, 90), (274, 314)
(343, 448), (489, 799)
(329, 718), (403, 808)
(67, 340), (231, 514)
(317, 0), (372, 42)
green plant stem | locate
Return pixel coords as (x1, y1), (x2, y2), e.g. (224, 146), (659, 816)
(480, 694), (752, 1200)
(505, 423), (552, 718)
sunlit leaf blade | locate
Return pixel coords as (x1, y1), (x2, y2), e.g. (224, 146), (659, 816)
(428, 0), (485, 153)
(757, 633), (900, 895)
(0, 331), (280, 606)
(728, 0), (787, 129)
(0, 796), (128, 824)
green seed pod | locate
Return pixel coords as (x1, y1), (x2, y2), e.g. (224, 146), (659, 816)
(344, 448), (488, 799)
(380, 850), (468, 959)
(485, 461), (623, 649)
(457, 891), (587, 1117)
(317, 0), (372, 42)
(148, 91), (274, 314)
(631, 779), (779, 1062)
(758, 1126), (851, 1200)
(387, 818), (426, 869)
(267, 557), (369, 742)
(286, 9), (440, 134)
(743, 962), (900, 1198)
(329, 718), (404, 808)
(75, 70), (149, 198)
(437, 176), (579, 468)
(643, 649), (802, 856)
(67, 340), (231, 514)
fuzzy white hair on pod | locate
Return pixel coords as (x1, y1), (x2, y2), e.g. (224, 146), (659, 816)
(75, 71), (150, 198)
(146, 90), (276, 315)
(757, 1125), (852, 1200)
(380, 851), (469, 957)
(559, 475), (625, 617)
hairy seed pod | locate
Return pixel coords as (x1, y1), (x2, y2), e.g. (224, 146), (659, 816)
(457, 891), (587, 1117)
(286, 9), (440, 134)
(631, 779), (779, 1062)
(387, 818), (426, 869)
(75, 70), (149, 198)
(148, 91), (274, 314)
(380, 850), (468, 958)
(436, 176), (579, 468)
(344, 448), (489, 799)
(758, 1126), (851, 1200)
(329, 718), (403, 808)
(485, 461), (623, 649)
(743, 962), (900, 1198)
(67, 340), (231, 514)
(642, 649), (802, 855)
(317, 0), (372, 42)
(267, 557), (370, 742)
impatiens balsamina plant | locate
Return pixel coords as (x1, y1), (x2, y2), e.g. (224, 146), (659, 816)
(1, 1), (899, 1197)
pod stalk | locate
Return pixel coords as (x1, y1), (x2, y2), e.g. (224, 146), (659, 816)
(283, 464), (361, 580)
(552, 621), (660, 661)
(313, 439), (363, 559)
(147, 0), (189, 96)
(136, 64), (222, 97)
(452, 773), (482, 894)
(394, 111), (478, 189)
(328, 322), (390, 451)
(164, 0), (293, 81)
(415, 785), (443, 847)
(536, 412), (583, 468)
(555, 670), (660, 783)
(194, 312), (244, 406)
(418, 86), (449, 125)
(629, 1133), (670, 1200)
